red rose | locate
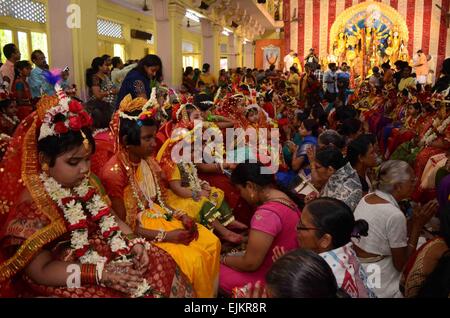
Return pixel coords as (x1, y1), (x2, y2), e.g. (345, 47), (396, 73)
(68, 116), (82, 131)
(69, 100), (83, 113)
(78, 111), (93, 127)
(54, 121), (69, 134)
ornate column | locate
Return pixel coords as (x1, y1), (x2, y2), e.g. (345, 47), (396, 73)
(152, 0), (184, 87)
(243, 42), (255, 69)
(68, 0), (98, 100)
(201, 19), (221, 77)
(228, 33), (237, 70)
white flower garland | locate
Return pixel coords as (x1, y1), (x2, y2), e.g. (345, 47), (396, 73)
(183, 163), (202, 195)
(40, 173), (129, 264)
(126, 159), (176, 220)
(437, 116), (450, 134)
(420, 117), (450, 147)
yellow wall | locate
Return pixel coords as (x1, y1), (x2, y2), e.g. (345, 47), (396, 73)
(97, 0), (155, 60)
(181, 29), (201, 53)
(0, 0), (48, 63)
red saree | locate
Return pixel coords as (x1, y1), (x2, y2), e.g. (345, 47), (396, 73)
(91, 130), (115, 177)
(0, 198), (193, 298)
(0, 108), (194, 298)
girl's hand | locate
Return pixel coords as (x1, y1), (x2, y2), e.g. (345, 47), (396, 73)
(304, 191), (319, 204)
(180, 214), (199, 240)
(131, 244), (149, 274)
(306, 145), (316, 164)
(412, 200), (439, 229)
(101, 262), (143, 295)
(240, 281), (268, 298)
(165, 229), (195, 245)
(201, 181), (211, 191)
(272, 246), (286, 262)
(200, 189), (211, 199)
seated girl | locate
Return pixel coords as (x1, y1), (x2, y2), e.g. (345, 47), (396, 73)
(100, 94), (221, 297)
(276, 119), (319, 189)
(157, 124), (244, 244)
(0, 88), (193, 298)
(84, 99), (115, 176)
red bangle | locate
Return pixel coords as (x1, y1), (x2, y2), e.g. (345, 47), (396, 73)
(81, 264), (97, 286)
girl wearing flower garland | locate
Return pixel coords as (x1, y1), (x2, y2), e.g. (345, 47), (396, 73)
(0, 87), (193, 298)
(100, 94), (221, 298)
(156, 103), (245, 244)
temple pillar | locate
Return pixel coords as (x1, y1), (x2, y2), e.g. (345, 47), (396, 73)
(152, 0), (184, 87)
(69, 0), (98, 99)
(243, 42), (255, 69)
(201, 19), (221, 77)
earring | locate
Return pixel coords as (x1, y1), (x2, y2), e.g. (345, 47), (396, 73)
(41, 163), (49, 172)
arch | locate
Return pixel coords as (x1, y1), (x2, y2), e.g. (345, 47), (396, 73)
(329, 1), (408, 53)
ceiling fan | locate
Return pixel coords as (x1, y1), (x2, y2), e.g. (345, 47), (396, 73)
(142, 0), (149, 12)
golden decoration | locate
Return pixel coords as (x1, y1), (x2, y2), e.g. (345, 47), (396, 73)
(119, 94), (148, 114)
(36, 96), (60, 121)
(0, 117), (107, 283)
(329, 1), (409, 53)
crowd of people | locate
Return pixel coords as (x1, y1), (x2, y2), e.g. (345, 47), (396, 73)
(0, 40), (449, 298)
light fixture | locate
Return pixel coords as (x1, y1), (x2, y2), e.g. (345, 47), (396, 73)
(185, 10), (200, 22)
(223, 27), (233, 34)
(142, 0), (149, 12)
(222, 30), (230, 36)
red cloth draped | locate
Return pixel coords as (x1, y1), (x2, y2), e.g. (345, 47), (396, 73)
(198, 172), (254, 226)
(91, 131), (115, 177)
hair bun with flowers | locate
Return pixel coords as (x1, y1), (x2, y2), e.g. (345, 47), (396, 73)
(38, 78), (93, 141)
(118, 90), (160, 124)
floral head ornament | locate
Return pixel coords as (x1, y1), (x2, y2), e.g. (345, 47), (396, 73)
(37, 79), (93, 141)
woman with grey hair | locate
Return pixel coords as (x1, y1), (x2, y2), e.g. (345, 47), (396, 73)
(353, 160), (438, 298)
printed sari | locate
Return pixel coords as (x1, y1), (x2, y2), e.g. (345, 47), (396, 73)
(100, 153), (220, 298)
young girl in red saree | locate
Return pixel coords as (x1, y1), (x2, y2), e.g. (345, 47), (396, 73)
(0, 87), (193, 298)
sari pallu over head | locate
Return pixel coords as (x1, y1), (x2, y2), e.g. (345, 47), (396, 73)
(0, 92), (195, 298)
(0, 95), (69, 286)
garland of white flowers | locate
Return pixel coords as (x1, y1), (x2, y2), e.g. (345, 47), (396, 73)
(183, 162), (202, 196)
(122, 154), (177, 220)
(40, 173), (158, 297)
(40, 173), (129, 264)
(420, 117), (450, 147)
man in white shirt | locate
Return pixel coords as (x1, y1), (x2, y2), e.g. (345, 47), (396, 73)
(414, 49), (429, 86)
(323, 63), (338, 96)
(283, 50), (294, 74)
(111, 57), (137, 89)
